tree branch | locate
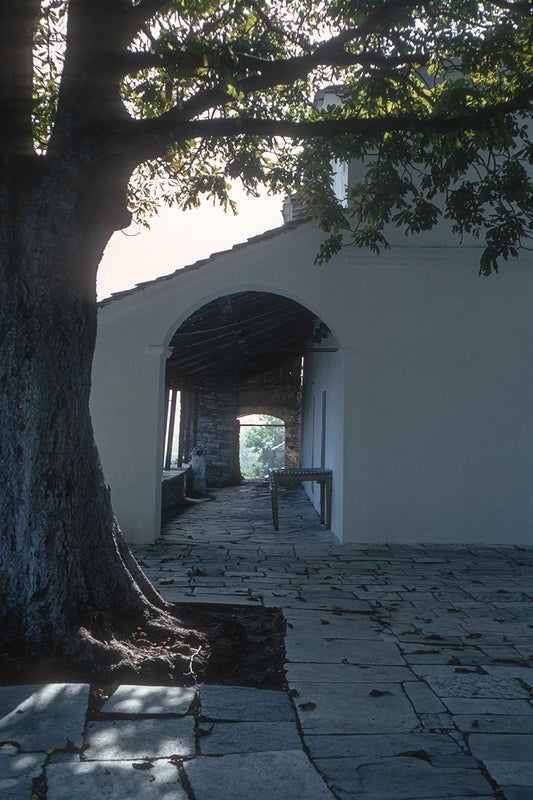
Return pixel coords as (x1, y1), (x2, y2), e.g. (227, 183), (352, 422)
(116, 43), (428, 82)
(125, 85), (533, 161)
(125, 0), (172, 36)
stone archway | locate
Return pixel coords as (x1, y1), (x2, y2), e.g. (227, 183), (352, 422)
(164, 291), (331, 489)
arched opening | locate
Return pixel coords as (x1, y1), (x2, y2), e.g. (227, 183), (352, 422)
(163, 291), (334, 492)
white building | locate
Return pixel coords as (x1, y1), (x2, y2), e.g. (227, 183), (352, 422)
(91, 204), (533, 546)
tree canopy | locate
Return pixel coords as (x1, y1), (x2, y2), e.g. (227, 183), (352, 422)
(23, 0), (533, 275)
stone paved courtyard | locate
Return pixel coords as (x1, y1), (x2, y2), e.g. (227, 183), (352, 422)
(140, 479), (533, 800)
(1, 479), (533, 799)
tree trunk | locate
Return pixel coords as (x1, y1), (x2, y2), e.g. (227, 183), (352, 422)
(0, 161), (199, 670)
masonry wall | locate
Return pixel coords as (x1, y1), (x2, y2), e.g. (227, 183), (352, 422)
(186, 374), (240, 487)
(238, 361), (302, 468)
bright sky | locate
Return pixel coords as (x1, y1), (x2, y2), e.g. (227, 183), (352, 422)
(97, 187), (284, 300)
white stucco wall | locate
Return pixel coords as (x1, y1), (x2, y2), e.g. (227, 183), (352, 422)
(91, 221), (533, 546)
(340, 251), (532, 544)
(300, 330), (345, 538)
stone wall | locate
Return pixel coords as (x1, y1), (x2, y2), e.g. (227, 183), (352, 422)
(180, 373), (240, 487)
(238, 361), (302, 468)
(177, 361), (302, 488)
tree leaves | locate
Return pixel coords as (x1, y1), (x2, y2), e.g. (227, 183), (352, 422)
(25, 1), (533, 272)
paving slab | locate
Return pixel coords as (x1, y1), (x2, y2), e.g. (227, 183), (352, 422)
(284, 635), (405, 665)
(198, 721), (302, 754)
(0, 750), (45, 800)
(0, 686), (43, 718)
(285, 663), (413, 684)
(291, 682), (419, 734)
(452, 714), (533, 733)
(184, 750), (333, 800)
(468, 733), (533, 761)
(313, 755), (493, 800)
(402, 681), (448, 713)
(283, 610), (378, 637)
(502, 788), (533, 800)
(0, 684), (89, 751)
(418, 711), (456, 730)
(481, 761), (533, 786)
(100, 685), (195, 717)
(198, 685), (294, 722)
(84, 718), (195, 760)
(46, 759), (188, 799)
(305, 732), (469, 761)
(440, 697), (533, 715)
(422, 672), (531, 699)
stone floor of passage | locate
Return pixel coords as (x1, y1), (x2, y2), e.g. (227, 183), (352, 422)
(2, 479), (533, 800)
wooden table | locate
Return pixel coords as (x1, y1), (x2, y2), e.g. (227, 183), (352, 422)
(268, 467), (332, 531)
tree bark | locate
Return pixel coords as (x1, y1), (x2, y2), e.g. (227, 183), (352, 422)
(0, 159), (198, 667)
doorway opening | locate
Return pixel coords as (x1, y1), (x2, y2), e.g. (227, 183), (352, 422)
(239, 414), (285, 478)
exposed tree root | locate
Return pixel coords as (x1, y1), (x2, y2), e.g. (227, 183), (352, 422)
(0, 605), (286, 690)
(67, 606), (210, 685)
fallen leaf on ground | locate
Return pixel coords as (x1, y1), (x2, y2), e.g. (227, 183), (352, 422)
(397, 749), (432, 763)
(298, 701), (316, 710)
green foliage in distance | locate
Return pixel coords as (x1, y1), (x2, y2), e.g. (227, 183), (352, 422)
(27, 0), (533, 274)
(240, 417), (284, 478)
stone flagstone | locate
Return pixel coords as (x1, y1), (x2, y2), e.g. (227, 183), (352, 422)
(198, 721), (302, 755)
(84, 718), (195, 760)
(0, 684), (89, 752)
(100, 685), (195, 717)
(46, 760), (188, 799)
(0, 750), (45, 800)
(198, 685), (294, 722)
(184, 750), (333, 800)
(291, 682), (419, 734)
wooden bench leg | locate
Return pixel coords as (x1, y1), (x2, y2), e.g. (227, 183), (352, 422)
(319, 480), (325, 524)
(271, 487), (279, 531)
(326, 481), (332, 529)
